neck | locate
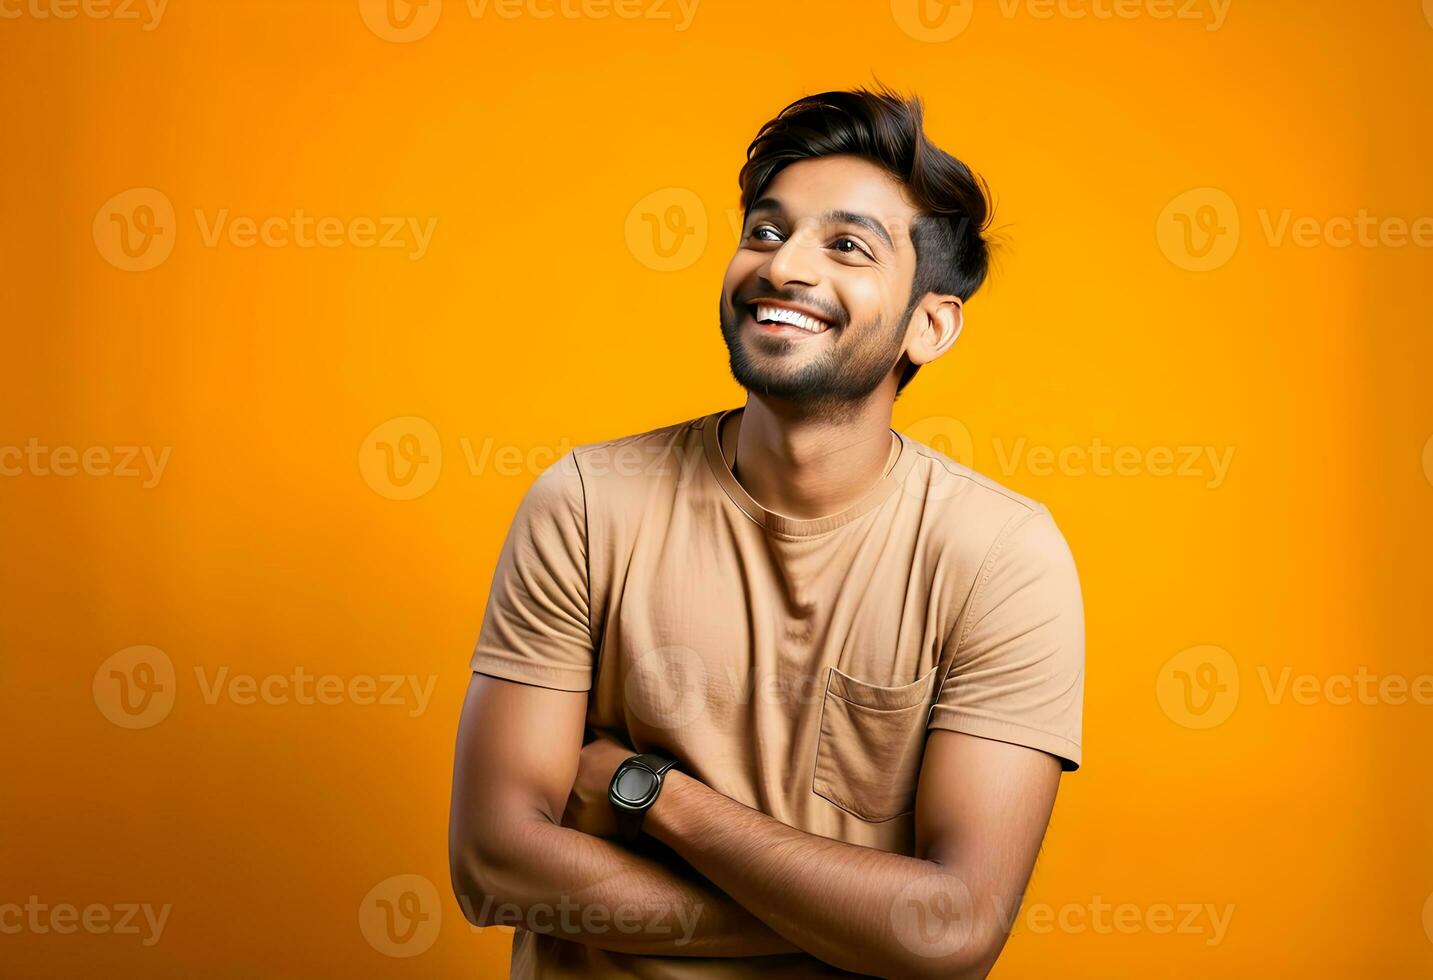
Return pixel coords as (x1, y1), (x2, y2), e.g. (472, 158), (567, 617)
(721, 394), (898, 521)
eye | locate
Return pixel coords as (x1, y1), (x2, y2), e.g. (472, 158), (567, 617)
(750, 225), (782, 243)
(832, 236), (872, 258)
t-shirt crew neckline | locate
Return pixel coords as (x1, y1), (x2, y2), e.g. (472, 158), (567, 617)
(701, 407), (916, 538)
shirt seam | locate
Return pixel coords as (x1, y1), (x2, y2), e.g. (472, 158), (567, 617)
(954, 505), (1047, 655)
(926, 706), (1082, 750)
(705, 409), (910, 540)
(932, 504), (1049, 712)
(564, 449), (602, 685)
(911, 445), (1048, 511)
(470, 652), (593, 692)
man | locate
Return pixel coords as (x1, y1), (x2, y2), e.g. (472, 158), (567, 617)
(448, 84), (1085, 979)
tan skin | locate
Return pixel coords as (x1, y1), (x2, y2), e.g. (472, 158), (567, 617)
(449, 155), (1063, 978)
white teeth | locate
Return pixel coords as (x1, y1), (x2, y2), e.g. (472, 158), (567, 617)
(754, 303), (828, 333)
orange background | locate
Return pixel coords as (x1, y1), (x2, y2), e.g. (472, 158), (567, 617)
(3, 0), (1431, 975)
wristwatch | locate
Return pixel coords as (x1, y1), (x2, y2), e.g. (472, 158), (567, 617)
(608, 753), (679, 843)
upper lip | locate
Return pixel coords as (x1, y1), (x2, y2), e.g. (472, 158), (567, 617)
(747, 298), (833, 326)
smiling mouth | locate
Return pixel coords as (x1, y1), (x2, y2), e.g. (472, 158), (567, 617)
(746, 302), (832, 336)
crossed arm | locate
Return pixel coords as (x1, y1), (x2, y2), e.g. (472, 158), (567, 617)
(448, 672), (1063, 979)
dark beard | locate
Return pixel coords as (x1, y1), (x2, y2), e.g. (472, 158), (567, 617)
(718, 293), (914, 421)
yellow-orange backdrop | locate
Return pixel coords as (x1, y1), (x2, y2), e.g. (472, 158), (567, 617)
(3, 0), (1431, 976)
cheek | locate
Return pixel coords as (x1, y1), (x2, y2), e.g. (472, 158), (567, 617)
(837, 278), (892, 325)
(723, 252), (761, 291)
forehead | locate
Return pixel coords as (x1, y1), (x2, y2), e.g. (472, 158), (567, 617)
(756, 155), (918, 250)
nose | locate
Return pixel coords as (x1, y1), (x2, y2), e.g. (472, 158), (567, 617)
(765, 229), (822, 291)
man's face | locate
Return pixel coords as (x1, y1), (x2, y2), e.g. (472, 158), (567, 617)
(719, 154), (922, 415)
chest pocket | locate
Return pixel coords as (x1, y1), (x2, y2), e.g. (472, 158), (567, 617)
(811, 664), (942, 822)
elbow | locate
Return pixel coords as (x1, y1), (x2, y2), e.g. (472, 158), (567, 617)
(911, 956), (996, 980)
(878, 867), (1011, 980)
(449, 837), (496, 927)
(889, 919), (1006, 980)
(449, 809), (547, 928)
(897, 950), (997, 980)
(449, 811), (523, 928)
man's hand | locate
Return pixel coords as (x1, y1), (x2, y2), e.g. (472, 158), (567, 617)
(559, 733), (633, 840)
(640, 732), (1064, 980)
(450, 675), (803, 957)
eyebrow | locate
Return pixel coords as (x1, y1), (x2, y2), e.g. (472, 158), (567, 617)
(747, 197), (895, 251)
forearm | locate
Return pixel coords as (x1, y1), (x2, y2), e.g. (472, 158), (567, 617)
(454, 814), (801, 957)
(645, 771), (999, 979)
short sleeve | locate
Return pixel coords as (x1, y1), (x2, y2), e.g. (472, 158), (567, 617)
(469, 450), (593, 692)
(928, 505), (1085, 771)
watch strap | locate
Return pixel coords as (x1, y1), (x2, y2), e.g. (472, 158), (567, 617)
(629, 753), (678, 777)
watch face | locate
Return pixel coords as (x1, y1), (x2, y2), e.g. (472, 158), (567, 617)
(614, 766), (658, 805)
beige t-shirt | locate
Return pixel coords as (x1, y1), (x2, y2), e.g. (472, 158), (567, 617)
(469, 408), (1085, 978)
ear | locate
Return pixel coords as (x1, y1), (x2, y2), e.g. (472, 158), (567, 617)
(904, 293), (964, 368)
